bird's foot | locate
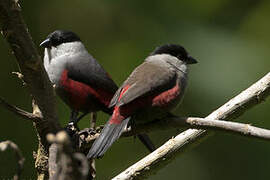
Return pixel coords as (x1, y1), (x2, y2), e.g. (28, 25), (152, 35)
(78, 125), (104, 140)
(65, 122), (80, 137)
(78, 127), (96, 136)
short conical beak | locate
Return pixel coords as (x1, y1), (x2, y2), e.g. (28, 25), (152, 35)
(187, 55), (198, 64)
(40, 38), (51, 48)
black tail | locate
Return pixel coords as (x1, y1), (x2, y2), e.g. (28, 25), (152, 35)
(87, 117), (130, 159)
(137, 134), (156, 152)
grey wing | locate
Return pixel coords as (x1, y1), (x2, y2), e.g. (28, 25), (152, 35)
(66, 53), (118, 93)
(110, 61), (176, 107)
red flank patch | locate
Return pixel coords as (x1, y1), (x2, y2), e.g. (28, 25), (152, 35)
(60, 70), (113, 110)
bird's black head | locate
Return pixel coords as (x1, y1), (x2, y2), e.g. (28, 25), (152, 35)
(151, 44), (197, 64)
(40, 30), (81, 48)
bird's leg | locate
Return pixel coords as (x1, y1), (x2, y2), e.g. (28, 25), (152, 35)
(130, 118), (156, 152)
(69, 110), (79, 126)
(65, 110), (79, 136)
(137, 134), (156, 152)
(76, 112), (88, 123)
(77, 112), (97, 137)
(90, 112), (97, 129)
(130, 119), (138, 141)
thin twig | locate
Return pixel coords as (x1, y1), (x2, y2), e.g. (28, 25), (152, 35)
(0, 97), (41, 121)
(123, 116), (270, 140)
(113, 72), (270, 180)
(78, 114), (270, 152)
(0, 140), (25, 180)
(89, 112), (97, 179)
(90, 112), (97, 129)
(183, 117), (270, 140)
(12, 71), (26, 86)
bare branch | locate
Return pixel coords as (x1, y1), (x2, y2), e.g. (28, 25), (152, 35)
(0, 0), (62, 178)
(0, 97), (41, 121)
(77, 115), (270, 152)
(182, 117), (270, 140)
(12, 71), (26, 85)
(0, 140), (25, 180)
(48, 144), (58, 179)
(89, 112), (97, 179)
(47, 131), (89, 180)
(1, 1), (269, 180)
(124, 116), (270, 140)
(0, 0), (61, 141)
(113, 72), (270, 180)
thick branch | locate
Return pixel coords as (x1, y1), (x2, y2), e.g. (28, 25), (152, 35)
(0, 96), (41, 121)
(48, 144), (58, 179)
(0, 0), (61, 145)
(47, 132), (89, 180)
(0, 0), (61, 179)
(0, 140), (25, 180)
(113, 72), (270, 179)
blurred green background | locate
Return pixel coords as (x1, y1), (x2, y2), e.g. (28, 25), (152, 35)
(1, 0), (270, 179)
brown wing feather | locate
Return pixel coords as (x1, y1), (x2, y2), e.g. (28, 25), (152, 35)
(111, 61), (176, 107)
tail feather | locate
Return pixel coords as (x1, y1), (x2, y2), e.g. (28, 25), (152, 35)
(137, 134), (156, 152)
(87, 117), (130, 159)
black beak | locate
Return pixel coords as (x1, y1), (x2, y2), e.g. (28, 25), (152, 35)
(187, 55), (198, 64)
(40, 38), (51, 48)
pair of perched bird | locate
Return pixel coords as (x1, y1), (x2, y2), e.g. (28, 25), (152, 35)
(40, 30), (197, 159)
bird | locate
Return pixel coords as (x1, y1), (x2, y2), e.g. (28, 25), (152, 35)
(87, 44), (197, 159)
(40, 30), (155, 152)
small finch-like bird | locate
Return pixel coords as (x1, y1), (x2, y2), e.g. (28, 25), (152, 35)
(40, 30), (155, 152)
(40, 30), (118, 124)
(87, 44), (197, 158)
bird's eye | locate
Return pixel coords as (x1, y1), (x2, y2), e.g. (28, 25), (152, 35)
(177, 54), (184, 60)
(50, 37), (61, 47)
